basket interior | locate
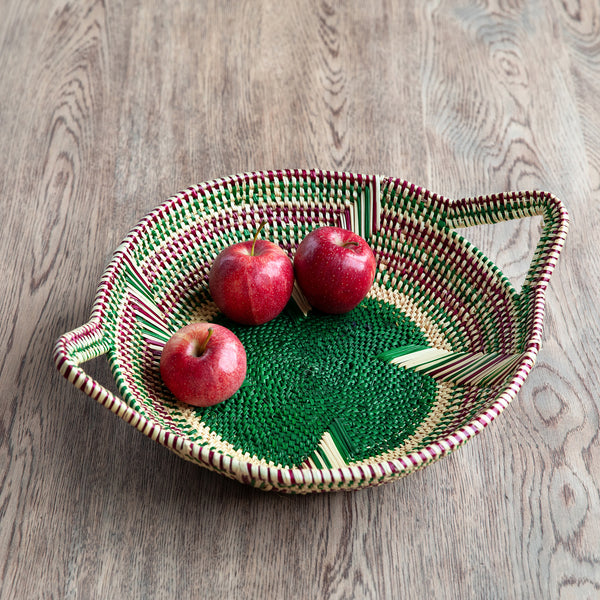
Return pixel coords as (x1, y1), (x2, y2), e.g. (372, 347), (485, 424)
(100, 173), (526, 470)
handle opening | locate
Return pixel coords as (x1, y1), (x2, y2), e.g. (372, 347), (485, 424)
(444, 190), (569, 295)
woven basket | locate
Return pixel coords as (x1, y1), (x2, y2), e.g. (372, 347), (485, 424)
(54, 170), (568, 493)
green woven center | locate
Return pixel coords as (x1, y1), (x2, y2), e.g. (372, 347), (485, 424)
(195, 297), (437, 467)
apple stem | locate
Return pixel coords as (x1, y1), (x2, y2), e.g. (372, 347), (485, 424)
(341, 240), (360, 249)
(195, 327), (213, 356)
(251, 220), (268, 256)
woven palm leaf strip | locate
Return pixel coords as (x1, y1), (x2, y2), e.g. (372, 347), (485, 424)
(54, 170), (568, 493)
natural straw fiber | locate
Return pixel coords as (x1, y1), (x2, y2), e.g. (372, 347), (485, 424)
(54, 170), (568, 493)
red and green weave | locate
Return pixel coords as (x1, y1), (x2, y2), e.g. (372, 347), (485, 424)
(54, 170), (568, 493)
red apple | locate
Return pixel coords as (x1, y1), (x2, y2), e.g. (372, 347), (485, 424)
(160, 323), (246, 406)
(209, 223), (294, 325)
(293, 226), (376, 314)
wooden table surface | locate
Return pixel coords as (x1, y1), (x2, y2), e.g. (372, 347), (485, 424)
(1, 1), (599, 598)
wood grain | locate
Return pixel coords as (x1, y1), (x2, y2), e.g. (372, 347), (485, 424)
(1, 0), (599, 598)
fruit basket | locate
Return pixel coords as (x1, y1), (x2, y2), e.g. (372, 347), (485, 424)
(54, 170), (568, 493)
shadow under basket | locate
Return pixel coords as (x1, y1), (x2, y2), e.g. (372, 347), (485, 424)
(54, 170), (568, 493)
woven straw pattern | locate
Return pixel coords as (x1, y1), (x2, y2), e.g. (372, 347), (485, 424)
(54, 170), (568, 493)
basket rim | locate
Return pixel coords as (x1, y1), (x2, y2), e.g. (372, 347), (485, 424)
(54, 169), (569, 492)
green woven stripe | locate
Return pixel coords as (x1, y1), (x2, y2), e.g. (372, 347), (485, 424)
(306, 417), (357, 468)
(348, 176), (381, 238)
(378, 345), (524, 387)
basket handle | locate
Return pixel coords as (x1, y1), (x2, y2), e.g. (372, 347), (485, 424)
(443, 190), (569, 293)
(54, 319), (134, 420)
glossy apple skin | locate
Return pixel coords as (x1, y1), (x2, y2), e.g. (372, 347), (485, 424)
(293, 226), (376, 314)
(209, 239), (294, 325)
(160, 323), (246, 407)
